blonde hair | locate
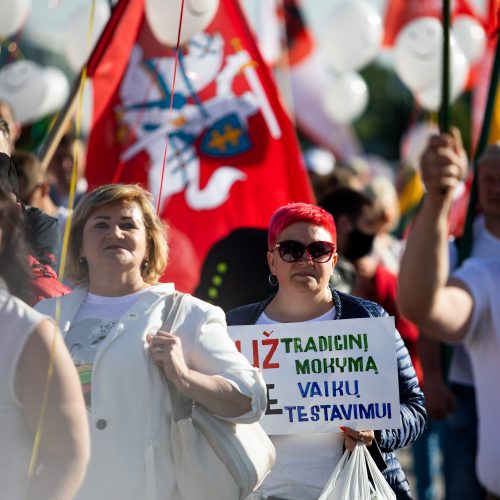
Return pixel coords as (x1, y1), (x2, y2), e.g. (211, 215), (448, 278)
(67, 184), (168, 285)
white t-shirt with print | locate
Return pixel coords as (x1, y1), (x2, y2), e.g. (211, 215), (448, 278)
(256, 305), (344, 500)
(66, 288), (150, 411)
(453, 257), (500, 496)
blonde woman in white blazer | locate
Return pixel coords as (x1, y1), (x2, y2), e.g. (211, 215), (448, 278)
(36, 184), (266, 500)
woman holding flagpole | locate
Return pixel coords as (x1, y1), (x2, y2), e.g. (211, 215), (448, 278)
(36, 183), (267, 500)
(227, 202), (426, 500)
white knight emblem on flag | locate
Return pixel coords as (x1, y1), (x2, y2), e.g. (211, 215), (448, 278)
(116, 32), (281, 211)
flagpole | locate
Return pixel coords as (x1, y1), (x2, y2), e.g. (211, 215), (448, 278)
(37, 80), (81, 171)
(36, 0), (129, 171)
(439, 0), (451, 133)
(458, 35), (500, 264)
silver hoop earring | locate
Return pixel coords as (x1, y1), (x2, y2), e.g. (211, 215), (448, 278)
(268, 273), (278, 287)
(79, 257), (86, 264)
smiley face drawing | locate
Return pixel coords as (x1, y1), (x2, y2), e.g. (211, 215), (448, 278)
(394, 17), (443, 91)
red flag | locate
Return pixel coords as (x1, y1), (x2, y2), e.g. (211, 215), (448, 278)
(85, 0), (314, 293)
(471, 0), (500, 152)
(487, 0), (500, 35)
(383, 0), (442, 46)
(470, 0), (500, 36)
(472, 46), (495, 151)
(382, 0), (476, 47)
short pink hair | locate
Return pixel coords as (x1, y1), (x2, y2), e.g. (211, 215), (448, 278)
(268, 202), (337, 250)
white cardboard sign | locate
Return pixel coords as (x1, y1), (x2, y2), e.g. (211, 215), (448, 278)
(228, 317), (401, 435)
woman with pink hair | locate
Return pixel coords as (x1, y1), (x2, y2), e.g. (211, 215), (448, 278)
(227, 202), (426, 500)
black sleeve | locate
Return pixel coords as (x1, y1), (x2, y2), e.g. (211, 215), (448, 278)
(25, 207), (61, 272)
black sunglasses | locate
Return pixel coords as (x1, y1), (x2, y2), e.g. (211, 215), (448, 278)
(274, 240), (336, 263)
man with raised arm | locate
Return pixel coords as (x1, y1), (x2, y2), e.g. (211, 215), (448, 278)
(398, 129), (500, 500)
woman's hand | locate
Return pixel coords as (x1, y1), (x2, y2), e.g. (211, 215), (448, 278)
(341, 427), (375, 451)
(147, 331), (190, 389)
(146, 330), (252, 417)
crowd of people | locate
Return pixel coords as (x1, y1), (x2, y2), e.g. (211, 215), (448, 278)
(1, 90), (499, 500)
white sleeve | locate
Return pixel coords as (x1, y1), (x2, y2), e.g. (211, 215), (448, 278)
(184, 300), (267, 423)
(452, 258), (491, 344)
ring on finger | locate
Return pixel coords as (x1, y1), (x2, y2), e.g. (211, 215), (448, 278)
(155, 344), (163, 353)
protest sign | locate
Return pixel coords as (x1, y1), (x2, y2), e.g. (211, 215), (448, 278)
(228, 317), (400, 435)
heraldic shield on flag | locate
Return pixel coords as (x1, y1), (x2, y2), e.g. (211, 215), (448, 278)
(86, 0), (314, 294)
(200, 112), (252, 158)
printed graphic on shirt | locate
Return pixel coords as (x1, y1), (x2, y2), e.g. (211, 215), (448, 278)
(65, 317), (117, 410)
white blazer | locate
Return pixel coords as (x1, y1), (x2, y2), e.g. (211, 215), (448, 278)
(36, 284), (266, 500)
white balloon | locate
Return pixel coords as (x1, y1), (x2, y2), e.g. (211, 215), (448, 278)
(78, 80), (94, 136)
(394, 17), (470, 95)
(400, 121), (439, 169)
(37, 67), (69, 119)
(303, 148), (336, 176)
(63, 1), (111, 72)
(322, 0), (382, 73)
(0, 0), (31, 38)
(416, 44), (469, 111)
(323, 72), (369, 124)
(453, 15), (486, 64)
(0, 60), (46, 124)
(394, 17), (443, 91)
(146, 0), (219, 46)
(23, 0), (77, 53)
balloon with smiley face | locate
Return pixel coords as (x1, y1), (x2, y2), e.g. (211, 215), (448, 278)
(145, 0), (219, 46)
(415, 43), (468, 111)
(394, 17), (444, 92)
(394, 16), (471, 98)
(322, 0), (382, 73)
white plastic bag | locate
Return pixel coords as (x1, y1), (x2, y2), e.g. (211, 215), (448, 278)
(318, 442), (396, 500)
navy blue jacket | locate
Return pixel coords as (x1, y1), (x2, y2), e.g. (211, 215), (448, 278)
(226, 290), (427, 500)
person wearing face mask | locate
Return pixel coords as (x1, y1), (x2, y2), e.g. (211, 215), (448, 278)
(318, 187), (376, 294)
(320, 187), (422, 396)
